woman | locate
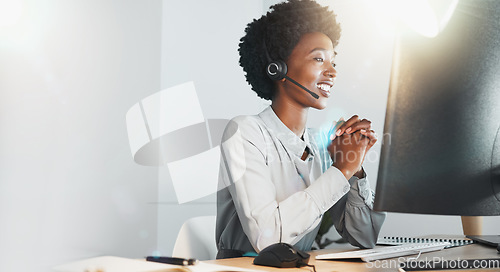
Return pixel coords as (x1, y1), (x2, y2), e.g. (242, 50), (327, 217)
(216, 0), (385, 259)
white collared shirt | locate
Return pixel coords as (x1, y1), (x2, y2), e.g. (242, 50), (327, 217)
(216, 106), (385, 254)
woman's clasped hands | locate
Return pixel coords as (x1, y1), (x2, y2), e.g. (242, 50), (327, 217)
(328, 115), (378, 179)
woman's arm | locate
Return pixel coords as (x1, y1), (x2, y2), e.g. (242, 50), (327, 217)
(324, 116), (385, 248)
(220, 116), (351, 252)
(327, 175), (386, 248)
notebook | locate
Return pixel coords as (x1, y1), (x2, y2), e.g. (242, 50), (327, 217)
(377, 236), (474, 248)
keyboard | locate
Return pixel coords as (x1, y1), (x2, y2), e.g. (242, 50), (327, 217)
(315, 242), (451, 262)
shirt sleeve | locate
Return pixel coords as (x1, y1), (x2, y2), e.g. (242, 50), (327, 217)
(220, 117), (350, 252)
(327, 174), (386, 248)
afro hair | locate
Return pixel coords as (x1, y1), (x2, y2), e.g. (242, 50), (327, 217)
(238, 0), (341, 100)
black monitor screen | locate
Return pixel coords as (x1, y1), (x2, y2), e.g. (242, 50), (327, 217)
(374, 0), (500, 216)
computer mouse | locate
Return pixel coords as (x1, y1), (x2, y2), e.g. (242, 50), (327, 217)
(253, 243), (310, 268)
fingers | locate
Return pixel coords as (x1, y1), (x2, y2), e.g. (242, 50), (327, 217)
(360, 129), (378, 149)
(331, 118), (377, 152)
(335, 115), (372, 136)
(346, 119), (372, 134)
(353, 131), (371, 147)
(335, 115), (359, 136)
(333, 131), (370, 149)
(329, 118), (345, 141)
(329, 132), (368, 180)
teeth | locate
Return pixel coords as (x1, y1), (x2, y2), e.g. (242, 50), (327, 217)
(316, 83), (331, 91)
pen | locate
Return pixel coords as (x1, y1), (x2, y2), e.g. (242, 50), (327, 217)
(146, 256), (198, 266)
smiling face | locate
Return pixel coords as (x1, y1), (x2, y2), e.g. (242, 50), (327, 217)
(275, 32), (337, 110)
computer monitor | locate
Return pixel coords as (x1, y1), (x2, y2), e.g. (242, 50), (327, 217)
(374, 0), (500, 216)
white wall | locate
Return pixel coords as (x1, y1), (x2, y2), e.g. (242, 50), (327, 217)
(0, 1), (162, 271)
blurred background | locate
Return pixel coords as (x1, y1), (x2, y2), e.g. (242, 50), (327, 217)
(0, 0), (498, 271)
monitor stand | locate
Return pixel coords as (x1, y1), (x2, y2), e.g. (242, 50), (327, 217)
(461, 216), (483, 236)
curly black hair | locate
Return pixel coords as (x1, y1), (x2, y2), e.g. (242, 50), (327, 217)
(238, 0), (341, 100)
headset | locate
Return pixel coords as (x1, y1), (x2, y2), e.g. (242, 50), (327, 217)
(263, 40), (319, 99)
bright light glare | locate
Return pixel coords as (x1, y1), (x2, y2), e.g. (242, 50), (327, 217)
(373, 0), (458, 38)
(0, 0), (24, 27)
(396, 0), (438, 37)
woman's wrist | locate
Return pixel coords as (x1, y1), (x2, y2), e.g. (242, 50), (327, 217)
(332, 163), (353, 180)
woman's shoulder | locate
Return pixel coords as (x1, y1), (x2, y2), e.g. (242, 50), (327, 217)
(228, 114), (263, 128)
(222, 113), (268, 144)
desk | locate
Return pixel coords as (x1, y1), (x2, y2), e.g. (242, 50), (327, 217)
(206, 243), (499, 271)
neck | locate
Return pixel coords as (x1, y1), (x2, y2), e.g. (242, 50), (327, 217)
(271, 97), (308, 137)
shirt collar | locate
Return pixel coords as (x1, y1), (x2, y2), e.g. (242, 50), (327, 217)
(258, 106), (314, 157)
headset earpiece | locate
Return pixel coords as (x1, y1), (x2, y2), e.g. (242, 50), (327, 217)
(263, 39), (287, 81)
(262, 40), (319, 99)
(266, 60), (288, 81)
